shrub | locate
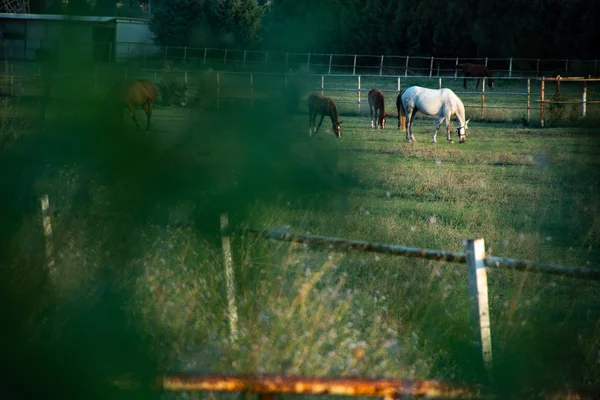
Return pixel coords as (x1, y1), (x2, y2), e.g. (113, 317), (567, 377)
(157, 62), (188, 106)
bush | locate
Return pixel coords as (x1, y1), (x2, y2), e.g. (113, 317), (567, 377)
(157, 62), (188, 106)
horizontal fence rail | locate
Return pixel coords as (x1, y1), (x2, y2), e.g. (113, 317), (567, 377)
(235, 227), (600, 281)
(4, 38), (599, 78)
(3, 65), (598, 125)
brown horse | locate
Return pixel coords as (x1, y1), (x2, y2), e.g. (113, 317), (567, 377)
(368, 88), (388, 129)
(307, 93), (342, 138)
(107, 79), (157, 131)
(456, 63), (494, 89)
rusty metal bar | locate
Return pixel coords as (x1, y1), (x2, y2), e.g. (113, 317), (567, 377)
(158, 375), (485, 399)
(484, 256), (600, 280)
(238, 228), (467, 263)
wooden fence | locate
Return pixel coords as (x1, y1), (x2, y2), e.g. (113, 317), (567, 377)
(2, 63), (599, 125)
(219, 214), (600, 373)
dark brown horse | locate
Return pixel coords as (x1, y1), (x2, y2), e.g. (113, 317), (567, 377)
(107, 79), (157, 131)
(456, 63), (494, 89)
(368, 88), (388, 129)
(307, 93), (342, 138)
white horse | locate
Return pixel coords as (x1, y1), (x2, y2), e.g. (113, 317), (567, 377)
(396, 86), (470, 144)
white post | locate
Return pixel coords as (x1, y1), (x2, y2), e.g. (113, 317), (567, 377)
(243, 50), (247, 68)
(184, 71), (188, 85)
(183, 46), (187, 63)
(40, 195), (56, 275)
(404, 56), (409, 77)
(509, 57), (513, 78)
(527, 78), (531, 125)
(328, 54), (333, 75)
(353, 54), (357, 75)
(357, 75), (361, 115)
(203, 47), (208, 64)
(464, 238), (492, 370)
(217, 72), (220, 109)
(438, 77), (442, 89)
(455, 57), (459, 78)
(429, 56), (434, 77)
(484, 57), (488, 67)
(321, 75), (324, 96)
(220, 213), (239, 344)
(397, 76), (401, 94)
(379, 55), (384, 76)
(582, 82), (587, 118)
(223, 49), (228, 64)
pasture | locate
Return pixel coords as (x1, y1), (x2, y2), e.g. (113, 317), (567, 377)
(1, 87), (600, 398)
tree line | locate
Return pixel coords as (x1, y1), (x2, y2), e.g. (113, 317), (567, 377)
(31, 0), (599, 59)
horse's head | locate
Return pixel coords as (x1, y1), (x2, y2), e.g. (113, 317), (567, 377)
(333, 120), (343, 138)
(381, 114), (389, 129)
(457, 119), (470, 143)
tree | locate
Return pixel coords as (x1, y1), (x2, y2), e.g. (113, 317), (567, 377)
(150, 0), (263, 48)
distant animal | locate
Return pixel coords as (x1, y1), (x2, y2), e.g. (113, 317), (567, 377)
(456, 63), (494, 90)
(396, 86), (470, 144)
(307, 93), (342, 138)
(368, 88), (388, 129)
(107, 79), (157, 131)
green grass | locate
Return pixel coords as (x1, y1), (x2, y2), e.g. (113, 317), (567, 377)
(1, 92), (600, 399)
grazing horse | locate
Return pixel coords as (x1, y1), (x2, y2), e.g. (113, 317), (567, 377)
(396, 86), (470, 144)
(456, 63), (494, 89)
(307, 93), (342, 138)
(107, 79), (157, 131)
(368, 88), (388, 129)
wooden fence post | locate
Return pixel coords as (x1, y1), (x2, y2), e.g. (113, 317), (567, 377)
(464, 238), (493, 371)
(353, 54), (357, 75)
(357, 75), (361, 115)
(40, 195), (56, 276)
(220, 213), (239, 344)
(321, 75), (324, 96)
(527, 78), (531, 125)
(455, 57), (459, 78)
(540, 77), (545, 127)
(429, 56), (434, 77)
(217, 72), (220, 110)
(481, 77), (485, 119)
(582, 81), (587, 118)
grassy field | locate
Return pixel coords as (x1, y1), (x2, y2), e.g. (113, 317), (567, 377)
(1, 89), (600, 399)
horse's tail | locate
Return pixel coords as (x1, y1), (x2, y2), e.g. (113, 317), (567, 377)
(396, 90), (406, 131)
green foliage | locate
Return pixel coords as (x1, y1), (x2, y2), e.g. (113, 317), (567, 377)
(157, 62), (188, 106)
(150, 0), (264, 48)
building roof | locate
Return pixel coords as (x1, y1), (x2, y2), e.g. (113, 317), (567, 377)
(0, 13), (150, 23)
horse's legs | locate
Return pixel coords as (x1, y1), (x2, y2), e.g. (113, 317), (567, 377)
(370, 105), (374, 128)
(463, 78), (468, 89)
(128, 104), (141, 131)
(315, 114), (325, 135)
(433, 117), (445, 144)
(475, 79), (481, 89)
(143, 101), (152, 131)
(308, 109), (314, 136)
(406, 107), (417, 142)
